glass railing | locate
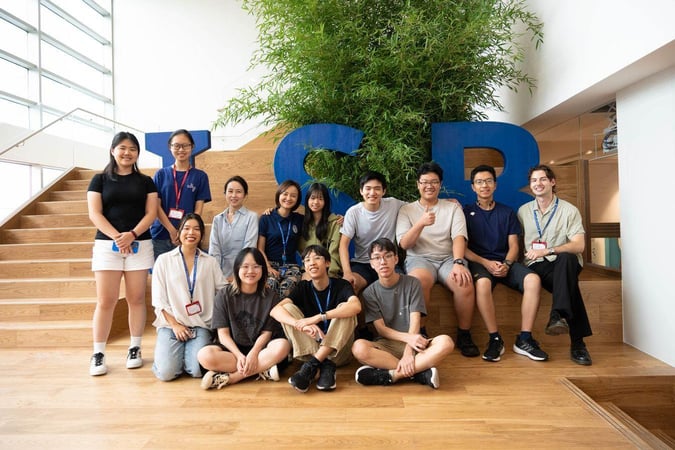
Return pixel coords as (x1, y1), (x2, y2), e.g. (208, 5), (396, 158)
(0, 108), (152, 222)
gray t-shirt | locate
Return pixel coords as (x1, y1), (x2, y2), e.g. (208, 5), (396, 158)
(362, 274), (427, 333)
(340, 197), (406, 263)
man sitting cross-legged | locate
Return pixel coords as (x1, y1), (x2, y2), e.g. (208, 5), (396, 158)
(351, 238), (454, 389)
(270, 245), (361, 392)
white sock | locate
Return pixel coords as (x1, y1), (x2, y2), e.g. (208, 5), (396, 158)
(93, 342), (106, 354)
(129, 336), (142, 349)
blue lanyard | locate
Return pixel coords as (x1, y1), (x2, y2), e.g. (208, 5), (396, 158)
(311, 280), (331, 333)
(277, 215), (292, 265)
(533, 197), (559, 240)
(179, 247), (199, 299)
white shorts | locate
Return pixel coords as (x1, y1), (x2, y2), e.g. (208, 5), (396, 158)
(91, 239), (154, 272)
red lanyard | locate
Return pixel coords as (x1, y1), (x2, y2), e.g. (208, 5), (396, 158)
(172, 165), (190, 208)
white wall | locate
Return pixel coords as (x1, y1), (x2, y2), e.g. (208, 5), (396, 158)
(112, 0), (268, 150)
(492, 0), (675, 130)
(616, 67), (675, 366)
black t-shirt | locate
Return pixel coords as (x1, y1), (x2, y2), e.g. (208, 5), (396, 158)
(287, 278), (355, 328)
(88, 172), (157, 240)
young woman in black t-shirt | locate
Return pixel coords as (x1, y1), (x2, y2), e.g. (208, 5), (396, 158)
(86, 131), (158, 376)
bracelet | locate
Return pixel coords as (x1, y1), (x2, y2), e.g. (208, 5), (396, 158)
(321, 313), (327, 322)
(503, 259), (513, 268)
(130, 230), (138, 239)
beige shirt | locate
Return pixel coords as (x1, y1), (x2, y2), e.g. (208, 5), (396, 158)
(396, 200), (467, 261)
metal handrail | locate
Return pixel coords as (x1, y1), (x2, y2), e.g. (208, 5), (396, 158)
(0, 107), (145, 158)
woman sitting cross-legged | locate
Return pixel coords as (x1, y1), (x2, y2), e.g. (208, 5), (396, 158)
(151, 213), (227, 381)
(198, 247), (291, 390)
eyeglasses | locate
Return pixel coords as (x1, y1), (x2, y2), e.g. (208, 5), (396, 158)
(170, 143), (193, 150)
(239, 264), (262, 271)
(370, 253), (396, 262)
(418, 180), (441, 187)
(473, 178), (495, 186)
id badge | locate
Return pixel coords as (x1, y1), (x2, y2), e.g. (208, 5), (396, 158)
(279, 266), (287, 277)
(186, 300), (202, 316)
(532, 240), (547, 250)
(168, 208), (184, 220)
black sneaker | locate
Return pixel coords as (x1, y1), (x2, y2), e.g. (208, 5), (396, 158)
(355, 365), (392, 386)
(411, 367), (439, 389)
(456, 332), (480, 357)
(545, 311), (569, 335)
(288, 358), (320, 393)
(482, 336), (505, 362)
(513, 335), (549, 361)
(316, 359), (337, 391)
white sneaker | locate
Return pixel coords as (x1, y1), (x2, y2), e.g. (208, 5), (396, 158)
(126, 346), (143, 369)
(257, 364), (280, 381)
(90, 352), (107, 376)
(201, 371), (230, 390)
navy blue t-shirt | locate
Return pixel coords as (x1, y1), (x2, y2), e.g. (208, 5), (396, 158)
(463, 202), (521, 261)
(258, 209), (303, 265)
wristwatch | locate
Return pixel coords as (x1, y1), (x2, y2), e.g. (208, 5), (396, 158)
(548, 247), (556, 255)
(453, 258), (466, 266)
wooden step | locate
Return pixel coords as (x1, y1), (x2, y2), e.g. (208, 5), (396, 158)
(62, 179), (91, 190)
(0, 297), (98, 321)
(0, 320), (93, 347)
(0, 259), (91, 279)
(1, 227), (96, 244)
(20, 214), (91, 228)
(0, 242), (93, 260)
(50, 190), (86, 201)
(35, 200), (88, 215)
(0, 277), (96, 299)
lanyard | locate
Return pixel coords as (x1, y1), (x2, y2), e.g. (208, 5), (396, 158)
(172, 165), (190, 209)
(277, 215), (292, 265)
(533, 197), (559, 240)
(311, 280), (331, 333)
(179, 247), (199, 299)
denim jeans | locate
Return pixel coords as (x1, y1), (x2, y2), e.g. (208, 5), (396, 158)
(152, 326), (213, 381)
(152, 239), (176, 260)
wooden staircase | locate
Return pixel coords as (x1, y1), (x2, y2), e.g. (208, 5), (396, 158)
(0, 132), (279, 348)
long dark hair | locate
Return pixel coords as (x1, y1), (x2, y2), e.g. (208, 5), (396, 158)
(302, 182), (331, 242)
(103, 131), (142, 179)
(177, 213), (205, 250)
(231, 247), (269, 295)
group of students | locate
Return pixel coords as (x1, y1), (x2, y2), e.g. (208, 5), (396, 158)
(86, 129), (593, 393)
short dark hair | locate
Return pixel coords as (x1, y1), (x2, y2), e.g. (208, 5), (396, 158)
(359, 170), (388, 191)
(274, 179), (302, 211)
(301, 244), (331, 263)
(470, 165), (497, 183)
(224, 175), (249, 195)
(369, 237), (397, 257)
(528, 164), (557, 193)
(231, 247), (269, 295)
(417, 161), (443, 182)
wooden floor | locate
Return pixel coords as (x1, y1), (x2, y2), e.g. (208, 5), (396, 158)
(0, 333), (673, 449)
